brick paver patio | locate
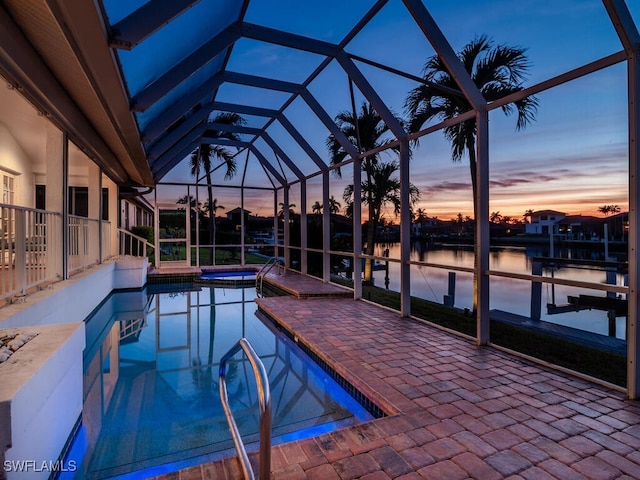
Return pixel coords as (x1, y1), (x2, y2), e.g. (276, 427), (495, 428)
(152, 287), (640, 479)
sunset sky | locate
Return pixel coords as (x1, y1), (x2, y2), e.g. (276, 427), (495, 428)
(159, 1), (638, 222)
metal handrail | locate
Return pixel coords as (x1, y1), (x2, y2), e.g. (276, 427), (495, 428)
(219, 338), (271, 480)
(256, 257), (283, 297)
(256, 257), (279, 277)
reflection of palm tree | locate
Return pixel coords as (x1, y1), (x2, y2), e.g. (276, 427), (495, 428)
(406, 35), (537, 309)
(190, 112), (245, 262)
(327, 101), (418, 282)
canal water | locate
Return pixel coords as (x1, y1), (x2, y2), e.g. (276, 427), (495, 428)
(371, 241), (628, 340)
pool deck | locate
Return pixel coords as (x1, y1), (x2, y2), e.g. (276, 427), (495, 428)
(261, 269), (353, 298)
(152, 275), (640, 480)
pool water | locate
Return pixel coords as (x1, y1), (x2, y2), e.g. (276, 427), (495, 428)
(200, 270), (257, 280)
(61, 285), (374, 479)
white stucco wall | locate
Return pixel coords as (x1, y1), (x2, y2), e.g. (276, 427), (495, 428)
(0, 122), (35, 208)
(0, 259), (148, 479)
(0, 258), (148, 330)
(1, 323), (85, 480)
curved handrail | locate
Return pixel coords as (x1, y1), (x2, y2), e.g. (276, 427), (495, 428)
(256, 257), (283, 297)
(219, 338), (271, 480)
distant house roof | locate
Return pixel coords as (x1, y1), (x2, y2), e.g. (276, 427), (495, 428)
(561, 214), (600, 224)
(227, 207), (251, 214)
(533, 210), (566, 217)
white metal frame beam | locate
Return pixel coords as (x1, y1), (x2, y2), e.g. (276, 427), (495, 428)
(132, 25), (241, 111)
(603, 0), (640, 400)
(109, 0), (202, 50)
(401, 0), (489, 340)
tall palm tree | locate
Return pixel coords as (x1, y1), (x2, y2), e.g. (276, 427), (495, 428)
(190, 112), (245, 262)
(406, 35), (538, 309)
(204, 198), (225, 247)
(406, 35), (537, 217)
(328, 103), (420, 282)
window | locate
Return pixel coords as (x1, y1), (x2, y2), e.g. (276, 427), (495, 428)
(36, 184), (46, 210)
(102, 187), (109, 221)
(68, 186), (88, 217)
(2, 174), (15, 204)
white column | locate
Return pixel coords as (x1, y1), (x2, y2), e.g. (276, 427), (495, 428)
(626, 16), (640, 400)
(240, 186), (245, 266)
(300, 180), (308, 274)
(353, 157), (362, 299)
(283, 186), (290, 269)
(88, 160), (100, 264)
(103, 174), (118, 258)
(399, 140), (411, 317)
(273, 191), (278, 259)
(322, 171), (330, 282)
(45, 123), (65, 279)
(476, 108), (490, 345)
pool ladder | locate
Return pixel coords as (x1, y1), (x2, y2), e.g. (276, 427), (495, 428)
(219, 338), (271, 480)
(256, 257), (284, 297)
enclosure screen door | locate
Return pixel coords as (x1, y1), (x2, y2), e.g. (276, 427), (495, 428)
(158, 206), (189, 266)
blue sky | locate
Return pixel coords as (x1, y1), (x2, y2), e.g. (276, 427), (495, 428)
(160, 0), (638, 221)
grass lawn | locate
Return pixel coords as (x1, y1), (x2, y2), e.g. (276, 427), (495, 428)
(192, 248), (269, 265)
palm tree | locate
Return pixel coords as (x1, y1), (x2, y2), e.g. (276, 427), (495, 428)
(327, 101), (418, 282)
(523, 209), (534, 224)
(190, 112), (245, 262)
(204, 198), (225, 246)
(406, 35), (538, 308)
(599, 205), (620, 217)
(406, 35), (537, 215)
(328, 195), (342, 215)
(311, 201), (323, 215)
(278, 202), (296, 221)
(342, 160), (419, 281)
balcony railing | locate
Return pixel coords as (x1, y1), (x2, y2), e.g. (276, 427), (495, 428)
(68, 215), (106, 273)
(0, 204), (61, 300)
(118, 228), (154, 258)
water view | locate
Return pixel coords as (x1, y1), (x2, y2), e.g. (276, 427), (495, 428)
(371, 241), (628, 340)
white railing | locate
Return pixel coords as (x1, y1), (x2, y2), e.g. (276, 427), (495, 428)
(118, 228), (154, 258)
(102, 220), (111, 259)
(68, 217), (113, 274)
(69, 215), (92, 273)
(0, 204), (61, 300)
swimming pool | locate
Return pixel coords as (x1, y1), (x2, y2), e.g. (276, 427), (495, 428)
(198, 270), (257, 287)
(61, 285), (375, 479)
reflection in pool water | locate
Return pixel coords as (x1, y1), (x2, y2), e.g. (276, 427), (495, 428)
(63, 286), (374, 479)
